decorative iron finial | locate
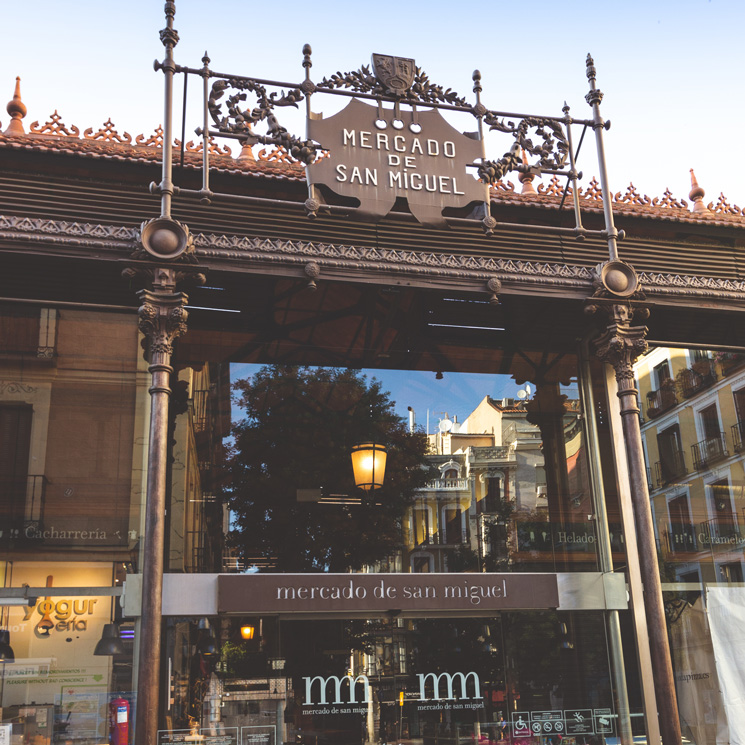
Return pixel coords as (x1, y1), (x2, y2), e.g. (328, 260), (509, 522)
(689, 169), (710, 214)
(236, 138), (255, 163)
(5, 77), (27, 136)
(518, 149), (537, 195)
(585, 54), (603, 107)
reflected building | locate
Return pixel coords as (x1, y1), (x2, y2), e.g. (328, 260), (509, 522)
(636, 348), (745, 583)
(408, 392), (598, 575)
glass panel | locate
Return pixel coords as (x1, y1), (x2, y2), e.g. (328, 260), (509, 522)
(0, 306), (140, 743)
(636, 346), (745, 745)
(166, 613), (616, 745)
(207, 363), (599, 575)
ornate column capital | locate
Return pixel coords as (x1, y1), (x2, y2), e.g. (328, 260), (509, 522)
(593, 303), (648, 378)
(590, 302), (648, 415)
(135, 267), (189, 365)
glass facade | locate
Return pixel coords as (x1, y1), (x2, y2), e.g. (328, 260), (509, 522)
(2, 297), (743, 745)
(0, 306), (143, 743)
(636, 347), (745, 744)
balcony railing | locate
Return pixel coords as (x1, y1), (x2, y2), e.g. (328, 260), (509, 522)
(655, 450), (687, 486)
(692, 433), (728, 470)
(418, 478), (469, 491)
(698, 517), (743, 548)
(679, 362), (716, 399)
(646, 386), (677, 419)
(732, 421), (745, 452)
(718, 352), (745, 376)
(0, 475), (48, 540)
(664, 525), (697, 553)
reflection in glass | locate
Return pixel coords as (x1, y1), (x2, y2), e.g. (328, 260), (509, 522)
(225, 365), (598, 575)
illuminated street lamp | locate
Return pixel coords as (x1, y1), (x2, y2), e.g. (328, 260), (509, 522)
(351, 443), (387, 490)
(240, 624), (255, 640)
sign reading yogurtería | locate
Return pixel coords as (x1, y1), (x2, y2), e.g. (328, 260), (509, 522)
(307, 98), (486, 227)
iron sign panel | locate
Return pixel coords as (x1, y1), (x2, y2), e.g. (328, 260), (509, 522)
(307, 98), (486, 227)
(217, 572), (559, 614)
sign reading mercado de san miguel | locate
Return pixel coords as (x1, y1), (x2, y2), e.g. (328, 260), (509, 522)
(306, 54), (488, 226)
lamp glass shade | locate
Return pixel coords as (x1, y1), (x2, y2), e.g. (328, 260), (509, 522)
(240, 625), (255, 640)
(351, 443), (387, 491)
(94, 623), (126, 656)
(0, 629), (15, 663)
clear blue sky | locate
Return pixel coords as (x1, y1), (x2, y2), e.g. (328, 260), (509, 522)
(3, 0), (743, 208)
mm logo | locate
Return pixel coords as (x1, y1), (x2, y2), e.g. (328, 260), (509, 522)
(304, 674), (371, 705)
(417, 672), (482, 701)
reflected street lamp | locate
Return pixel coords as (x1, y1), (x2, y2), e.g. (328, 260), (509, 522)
(351, 443), (387, 490)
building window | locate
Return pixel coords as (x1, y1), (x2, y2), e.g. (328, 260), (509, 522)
(411, 506), (431, 546)
(0, 403), (33, 532)
(707, 479), (738, 539)
(480, 477), (500, 514)
(692, 405), (727, 470)
(667, 494), (695, 553)
(410, 553), (433, 573)
(442, 504), (465, 545)
(656, 423), (686, 485)
(719, 561), (744, 583)
(654, 360), (671, 387)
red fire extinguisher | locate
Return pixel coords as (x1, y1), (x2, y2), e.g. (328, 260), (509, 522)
(109, 697), (130, 745)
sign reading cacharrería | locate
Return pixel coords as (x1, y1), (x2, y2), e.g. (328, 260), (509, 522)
(307, 98), (486, 227)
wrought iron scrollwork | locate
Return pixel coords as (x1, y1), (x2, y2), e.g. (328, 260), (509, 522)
(208, 77), (317, 165)
(478, 114), (569, 185)
(316, 64), (470, 108)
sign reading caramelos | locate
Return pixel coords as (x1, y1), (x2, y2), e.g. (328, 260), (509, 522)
(307, 99), (486, 227)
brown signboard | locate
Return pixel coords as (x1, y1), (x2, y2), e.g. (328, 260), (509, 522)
(217, 573), (558, 615)
(307, 98), (486, 227)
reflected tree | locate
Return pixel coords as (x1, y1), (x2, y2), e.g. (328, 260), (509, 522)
(227, 365), (430, 571)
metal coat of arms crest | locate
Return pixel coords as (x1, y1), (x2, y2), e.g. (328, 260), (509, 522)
(371, 54), (416, 97)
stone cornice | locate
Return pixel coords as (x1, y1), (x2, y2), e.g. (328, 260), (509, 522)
(2, 213), (745, 302)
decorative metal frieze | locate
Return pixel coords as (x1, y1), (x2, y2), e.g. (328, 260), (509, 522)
(317, 60), (470, 107)
(208, 77), (317, 165)
(0, 214), (138, 242)
(193, 231), (593, 285)
(479, 116), (569, 185)
(4, 213), (745, 300)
